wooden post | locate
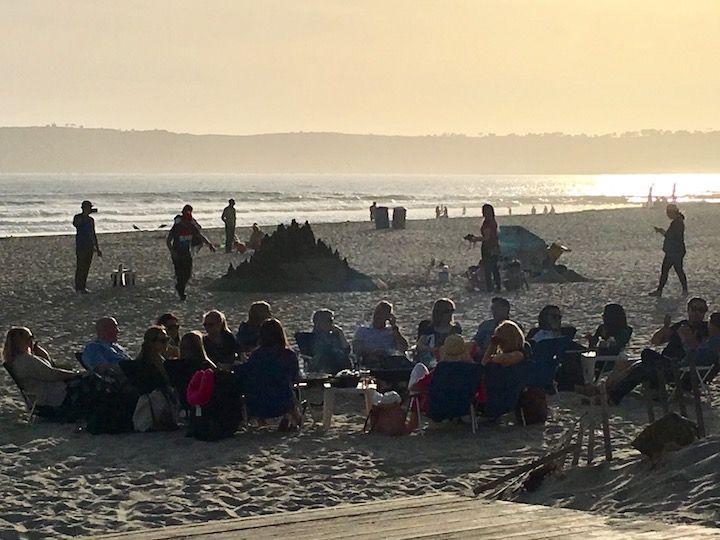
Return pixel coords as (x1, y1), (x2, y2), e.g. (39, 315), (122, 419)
(644, 385), (656, 424)
(600, 383), (612, 461)
(572, 418), (584, 468)
(671, 364), (687, 418)
(686, 352), (706, 438)
(656, 364), (670, 415)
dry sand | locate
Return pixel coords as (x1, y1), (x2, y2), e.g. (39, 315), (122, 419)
(0, 204), (719, 538)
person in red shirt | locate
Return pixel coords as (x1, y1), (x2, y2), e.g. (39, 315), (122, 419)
(166, 205), (215, 300)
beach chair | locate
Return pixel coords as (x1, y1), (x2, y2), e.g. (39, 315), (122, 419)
(236, 355), (306, 429)
(2, 363), (41, 423)
(526, 336), (572, 394)
(413, 362), (483, 434)
(483, 360), (530, 422)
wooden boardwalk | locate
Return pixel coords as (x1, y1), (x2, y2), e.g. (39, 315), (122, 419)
(99, 494), (720, 539)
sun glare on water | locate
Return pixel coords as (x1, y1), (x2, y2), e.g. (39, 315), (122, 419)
(571, 174), (720, 201)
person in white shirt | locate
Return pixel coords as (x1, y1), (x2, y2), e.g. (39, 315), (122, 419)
(352, 301), (409, 364)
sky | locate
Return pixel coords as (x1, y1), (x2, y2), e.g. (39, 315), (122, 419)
(2, 0), (720, 136)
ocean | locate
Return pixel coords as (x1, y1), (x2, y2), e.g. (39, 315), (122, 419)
(0, 173), (718, 237)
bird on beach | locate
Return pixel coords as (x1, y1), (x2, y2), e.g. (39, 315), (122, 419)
(132, 225), (141, 231)
(158, 224), (168, 229)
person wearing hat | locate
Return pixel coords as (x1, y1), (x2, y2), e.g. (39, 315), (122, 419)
(72, 200), (101, 293)
(407, 334), (479, 427)
(649, 203), (688, 297)
(221, 199), (236, 254)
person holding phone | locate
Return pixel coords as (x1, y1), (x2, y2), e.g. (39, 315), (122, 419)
(352, 301), (409, 365)
(649, 203), (688, 297)
(72, 200), (102, 294)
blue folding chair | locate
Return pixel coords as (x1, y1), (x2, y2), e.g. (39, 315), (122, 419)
(413, 362), (483, 433)
(483, 360), (531, 421)
(526, 336), (573, 394)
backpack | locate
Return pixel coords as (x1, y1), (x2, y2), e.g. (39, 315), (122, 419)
(515, 387), (548, 425)
(133, 388), (179, 432)
(84, 382), (139, 435)
(186, 370), (244, 441)
(363, 403), (409, 436)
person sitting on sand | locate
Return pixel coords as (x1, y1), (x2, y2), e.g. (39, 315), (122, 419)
(481, 321), (532, 368)
(82, 317), (131, 372)
(156, 313), (180, 359)
(526, 305), (577, 342)
(415, 298), (462, 363)
(352, 301), (409, 365)
(584, 304), (633, 357)
(237, 318), (303, 430)
(3, 327), (82, 420)
(165, 331), (216, 409)
(126, 326), (173, 395)
(247, 223), (265, 251)
(236, 301), (272, 354)
(408, 334), (479, 422)
(473, 297), (518, 355)
(202, 310), (239, 368)
(607, 297), (709, 405)
(309, 309), (351, 375)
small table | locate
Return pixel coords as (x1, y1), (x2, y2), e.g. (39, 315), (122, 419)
(322, 381), (377, 431)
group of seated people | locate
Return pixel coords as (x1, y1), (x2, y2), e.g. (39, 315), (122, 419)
(3, 295), (719, 431)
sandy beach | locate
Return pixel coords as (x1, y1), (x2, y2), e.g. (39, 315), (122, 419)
(1, 204), (719, 538)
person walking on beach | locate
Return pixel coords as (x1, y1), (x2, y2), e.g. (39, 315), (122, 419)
(649, 203), (688, 297)
(221, 199), (236, 253)
(480, 203), (501, 292)
(166, 205), (215, 301)
(72, 200), (102, 293)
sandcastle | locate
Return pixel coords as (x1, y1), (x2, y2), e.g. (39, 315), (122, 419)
(217, 220), (382, 292)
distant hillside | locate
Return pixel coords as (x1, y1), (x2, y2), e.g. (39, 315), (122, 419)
(1, 126), (719, 173)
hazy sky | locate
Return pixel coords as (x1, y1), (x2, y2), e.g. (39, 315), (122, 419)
(3, 0), (719, 136)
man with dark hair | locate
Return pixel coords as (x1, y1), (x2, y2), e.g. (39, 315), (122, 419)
(473, 297), (514, 354)
(72, 200), (101, 293)
(649, 203), (688, 297)
(166, 205), (215, 301)
(221, 199), (236, 253)
(608, 297), (709, 404)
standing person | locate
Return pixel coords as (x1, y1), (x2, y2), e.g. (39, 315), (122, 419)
(649, 204), (688, 297)
(72, 200), (102, 293)
(369, 202), (377, 222)
(166, 204), (215, 301)
(480, 203), (501, 292)
(221, 199), (236, 253)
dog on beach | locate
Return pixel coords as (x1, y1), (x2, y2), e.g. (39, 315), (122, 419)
(463, 234), (482, 248)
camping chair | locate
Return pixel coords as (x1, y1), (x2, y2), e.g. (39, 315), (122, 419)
(236, 357), (307, 430)
(412, 362), (483, 434)
(526, 336), (572, 394)
(3, 363), (41, 423)
(483, 360), (530, 423)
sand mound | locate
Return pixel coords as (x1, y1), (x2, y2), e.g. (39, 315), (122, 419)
(216, 220), (383, 292)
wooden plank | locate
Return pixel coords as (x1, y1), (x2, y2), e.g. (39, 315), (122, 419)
(97, 494), (720, 540)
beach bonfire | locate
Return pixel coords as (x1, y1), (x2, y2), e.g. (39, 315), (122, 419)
(498, 225), (587, 283)
(217, 220), (382, 292)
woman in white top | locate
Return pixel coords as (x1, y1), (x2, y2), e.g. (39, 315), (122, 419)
(2, 327), (80, 419)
